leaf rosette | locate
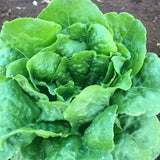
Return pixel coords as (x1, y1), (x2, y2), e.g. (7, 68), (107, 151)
(0, 0), (160, 160)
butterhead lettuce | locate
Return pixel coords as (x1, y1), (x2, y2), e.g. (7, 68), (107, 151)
(0, 0), (160, 159)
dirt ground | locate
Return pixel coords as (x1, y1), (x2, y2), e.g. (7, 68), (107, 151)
(0, 0), (160, 159)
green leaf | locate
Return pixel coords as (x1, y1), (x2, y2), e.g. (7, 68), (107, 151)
(56, 34), (87, 58)
(27, 51), (61, 82)
(38, 0), (109, 29)
(102, 62), (115, 85)
(78, 148), (113, 160)
(14, 74), (49, 101)
(133, 53), (160, 88)
(0, 18), (61, 58)
(0, 81), (69, 152)
(21, 135), (113, 160)
(88, 23), (117, 56)
(151, 132), (160, 160)
(0, 79), (41, 142)
(63, 23), (87, 42)
(0, 134), (34, 160)
(87, 54), (109, 86)
(111, 56), (126, 75)
(0, 47), (23, 80)
(0, 79), (40, 158)
(46, 34), (87, 58)
(111, 70), (132, 91)
(120, 115), (160, 149)
(6, 58), (28, 78)
(21, 137), (43, 160)
(70, 50), (109, 86)
(15, 121), (71, 139)
(55, 81), (80, 103)
(112, 115), (160, 160)
(35, 81), (56, 96)
(114, 117), (122, 134)
(1, 122), (70, 145)
(53, 57), (72, 86)
(116, 42), (131, 59)
(37, 100), (68, 122)
(68, 59), (89, 86)
(83, 105), (117, 151)
(111, 53), (160, 116)
(21, 136), (81, 160)
(0, 40), (2, 49)
(70, 50), (96, 65)
(9, 151), (22, 160)
(112, 134), (151, 160)
(64, 85), (116, 131)
(105, 12), (146, 76)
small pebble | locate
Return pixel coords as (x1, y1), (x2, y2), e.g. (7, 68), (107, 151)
(33, 1), (38, 6)
(16, 7), (26, 10)
(41, 0), (50, 3)
(157, 43), (160, 47)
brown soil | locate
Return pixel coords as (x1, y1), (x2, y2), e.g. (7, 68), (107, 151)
(0, 0), (160, 159)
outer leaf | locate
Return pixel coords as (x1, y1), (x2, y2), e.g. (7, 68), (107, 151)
(0, 79), (40, 158)
(9, 152), (22, 160)
(112, 115), (160, 160)
(0, 18), (61, 58)
(37, 100), (68, 122)
(111, 53), (160, 116)
(105, 12), (146, 76)
(1, 122), (70, 146)
(38, 0), (109, 29)
(78, 148), (113, 160)
(0, 81), (69, 152)
(21, 137), (43, 160)
(21, 136), (81, 160)
(120, 115), (160, 150)
(83, 105), (117, 151)
(21, 135), (113, 160)
(133, 53), (160, 88)
(112, 87), (160, 116)
(151, 133), (160, 160)
(64, 85), (116, 131)
(14, 74), (49, 101)
(0, 79), (41, 143)
(0, 47), (23, 81)
(112, 134), (151, 160)
(0, 40), (2, 49)
(0, 134), (35, 160)
(6, 58), (28, 78)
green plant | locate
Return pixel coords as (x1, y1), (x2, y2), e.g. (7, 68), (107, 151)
(0, 0), (160, 159)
